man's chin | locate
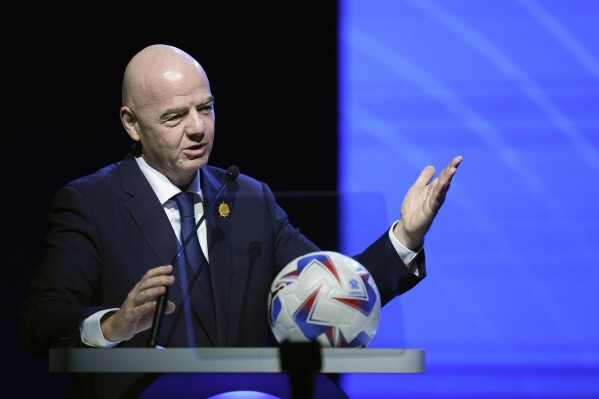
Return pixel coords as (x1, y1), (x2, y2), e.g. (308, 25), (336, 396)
(188, 158), (209, 172)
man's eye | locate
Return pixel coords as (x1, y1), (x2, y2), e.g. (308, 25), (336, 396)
(200, 105), (213, 113)
(166, 114), (182, 122)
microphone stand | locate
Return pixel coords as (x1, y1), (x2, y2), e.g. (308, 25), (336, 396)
(147, 166), (239, 348)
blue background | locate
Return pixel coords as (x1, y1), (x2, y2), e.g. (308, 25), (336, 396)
(339, 1), (599, 398)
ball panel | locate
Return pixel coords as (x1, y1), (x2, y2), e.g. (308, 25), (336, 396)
(267, 251), (381, 348)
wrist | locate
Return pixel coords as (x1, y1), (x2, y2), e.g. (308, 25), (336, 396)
(99, 310), (119, 341)
(393, 220), (424, 251)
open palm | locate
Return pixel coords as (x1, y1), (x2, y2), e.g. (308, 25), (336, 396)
(395, 155), (463, 250)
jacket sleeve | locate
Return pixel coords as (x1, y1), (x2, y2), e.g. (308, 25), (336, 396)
(353, 228), (427, 306)
(19, 185), (107, 357)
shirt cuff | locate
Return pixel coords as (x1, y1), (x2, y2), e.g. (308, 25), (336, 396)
(80, 308), (122, 348)
(389, 221), (421, 276)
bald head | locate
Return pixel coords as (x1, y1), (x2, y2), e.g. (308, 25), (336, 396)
(122, 44), (209, 111)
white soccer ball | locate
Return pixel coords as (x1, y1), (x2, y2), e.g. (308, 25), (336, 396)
(267, 251), (381, 348)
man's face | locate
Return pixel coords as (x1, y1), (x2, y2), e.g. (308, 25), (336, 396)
(133, 66), (215, 189)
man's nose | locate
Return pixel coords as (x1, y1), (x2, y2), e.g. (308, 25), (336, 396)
(186, 109), (205, 135)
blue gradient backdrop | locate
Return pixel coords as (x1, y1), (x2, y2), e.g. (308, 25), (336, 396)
(338, 1), (599, 398)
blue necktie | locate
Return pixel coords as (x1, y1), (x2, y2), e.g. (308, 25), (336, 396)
(173, 192), (216, 342)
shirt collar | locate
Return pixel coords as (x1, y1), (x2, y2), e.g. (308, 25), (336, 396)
(135, 155), (203, 205)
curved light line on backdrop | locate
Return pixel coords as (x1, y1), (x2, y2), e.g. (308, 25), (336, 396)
(516, 0), (599, 81)
(349, 102), (507, 257)
(404, 0), (599, 171)
(346, 28), (548, 200)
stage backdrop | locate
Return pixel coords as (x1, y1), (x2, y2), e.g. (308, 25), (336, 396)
(338, 1), (599, 398)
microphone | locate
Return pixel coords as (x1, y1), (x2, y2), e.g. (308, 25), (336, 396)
(147, 165), (240, 348)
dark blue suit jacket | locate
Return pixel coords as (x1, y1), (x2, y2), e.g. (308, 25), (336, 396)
(20, 148), (426, 397)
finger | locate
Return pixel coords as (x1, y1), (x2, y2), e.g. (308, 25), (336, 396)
(438, 156), (463, 185)
(126, 274), (174, 308)
(429, 176), (447, 203)
(137, 275), (175, 297)
(450, 155), (463, 169)
(433, 169), (455, 200)
(143, 264), (173, 279)
(414, 165), (436, 187)
(438, 166), (456, 187)
(433, 156), (463, 199)
(135, 266), (174, 292)
(125, 300), (159, 323)
(137, 285), (170, 304)
(121, 287), (164, 314)
(117, 297), (157, 323)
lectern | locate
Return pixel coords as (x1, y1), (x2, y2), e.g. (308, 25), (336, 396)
(50, 346), (425, 398)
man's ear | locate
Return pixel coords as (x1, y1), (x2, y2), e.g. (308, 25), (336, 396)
(120, 106), (141, 142)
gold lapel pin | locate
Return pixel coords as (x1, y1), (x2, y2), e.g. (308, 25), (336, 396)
(218, 201), (231, 218)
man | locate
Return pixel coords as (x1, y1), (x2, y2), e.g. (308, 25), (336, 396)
(20, 44), (462, 397)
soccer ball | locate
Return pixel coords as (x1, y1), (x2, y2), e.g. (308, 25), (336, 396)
(267, 251), (381, 348)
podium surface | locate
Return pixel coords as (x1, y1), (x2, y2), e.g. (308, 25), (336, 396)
(49, 347), (425, 373)
(49, 348), (424, 398)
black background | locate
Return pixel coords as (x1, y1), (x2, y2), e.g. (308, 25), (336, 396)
(3, 1), (338, 396)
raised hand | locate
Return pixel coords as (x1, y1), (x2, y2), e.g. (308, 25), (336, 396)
(100, 265), (176, 342)
(393, 155), (463, 251)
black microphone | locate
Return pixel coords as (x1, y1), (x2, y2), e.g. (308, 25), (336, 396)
(147, 165), (240, 348)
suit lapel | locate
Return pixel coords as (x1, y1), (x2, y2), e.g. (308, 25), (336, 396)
(117, 153), (188, 324)
(118, 154), (178, 268)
